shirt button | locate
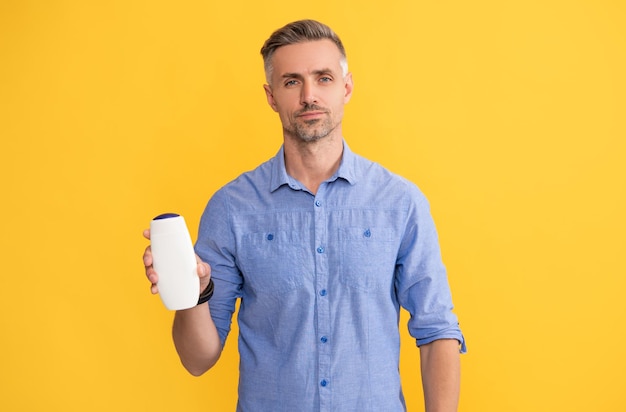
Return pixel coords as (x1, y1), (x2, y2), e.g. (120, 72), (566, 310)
(317, 246), (325, 254)
(320, 379), (328, 387)
(319, 289), (327, 297)
(320, 336), (328, 343)
(315, 200), (322, 207)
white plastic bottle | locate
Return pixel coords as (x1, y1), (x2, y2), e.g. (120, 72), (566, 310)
(150, 213), (199, 310)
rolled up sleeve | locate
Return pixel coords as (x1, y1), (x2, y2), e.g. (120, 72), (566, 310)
(395, 194), (467, 353)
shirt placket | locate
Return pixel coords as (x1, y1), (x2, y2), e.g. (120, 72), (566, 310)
(313, 188), (331, 412)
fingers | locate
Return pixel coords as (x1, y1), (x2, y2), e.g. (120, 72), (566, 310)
(146, 265), (159, 295)
(143, 231), (158, 294)
(149, 281), (159, 295)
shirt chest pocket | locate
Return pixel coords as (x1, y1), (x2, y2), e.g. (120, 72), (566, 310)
(338, 227), (398, 292)
(239, 230), (313, 295)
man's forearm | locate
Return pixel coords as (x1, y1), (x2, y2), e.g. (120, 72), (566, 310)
(172, 304), (222, 376)
(420, 339), (461, 412)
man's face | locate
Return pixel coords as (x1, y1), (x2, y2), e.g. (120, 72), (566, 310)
(264, 40), (353, 143)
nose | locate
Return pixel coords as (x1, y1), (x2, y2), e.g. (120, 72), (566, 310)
(300, 81), (318, 106)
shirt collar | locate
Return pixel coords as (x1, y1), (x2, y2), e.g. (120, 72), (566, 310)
(270, 140), (359, 193)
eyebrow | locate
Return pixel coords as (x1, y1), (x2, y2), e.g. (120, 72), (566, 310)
(280, 68), (336, 80)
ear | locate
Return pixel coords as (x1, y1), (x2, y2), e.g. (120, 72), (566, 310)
(263, 84), (278, 112)
(343, 72), (354, 104)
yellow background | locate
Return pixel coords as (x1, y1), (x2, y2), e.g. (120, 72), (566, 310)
(1, 0), (624, 411)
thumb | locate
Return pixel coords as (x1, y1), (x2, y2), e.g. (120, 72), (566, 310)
(196, 261), (211, 280)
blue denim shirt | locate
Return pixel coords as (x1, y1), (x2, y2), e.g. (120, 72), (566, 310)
(196, 142), (465, 412)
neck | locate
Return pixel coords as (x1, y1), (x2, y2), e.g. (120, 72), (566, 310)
(283, 133), (343, 195)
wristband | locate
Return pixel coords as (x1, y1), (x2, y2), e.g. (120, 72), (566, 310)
(197, 278), (214, 305)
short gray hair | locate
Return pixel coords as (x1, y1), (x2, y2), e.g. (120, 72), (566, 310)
(260, 19), (348, 84)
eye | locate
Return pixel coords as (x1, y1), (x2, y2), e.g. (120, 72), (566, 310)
(319, 76), (332, 83)
(284, 79), (299, 87)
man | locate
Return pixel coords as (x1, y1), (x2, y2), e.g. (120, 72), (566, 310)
(143, 19), (466, 412)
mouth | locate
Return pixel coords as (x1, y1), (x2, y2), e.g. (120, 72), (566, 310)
(297, 111), (326, 119)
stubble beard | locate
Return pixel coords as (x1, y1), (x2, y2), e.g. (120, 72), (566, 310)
(286, 105), (338, 143)
(292, 118), (333, 143)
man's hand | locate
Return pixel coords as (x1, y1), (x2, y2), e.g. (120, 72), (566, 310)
(142, 229), (212, 297)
